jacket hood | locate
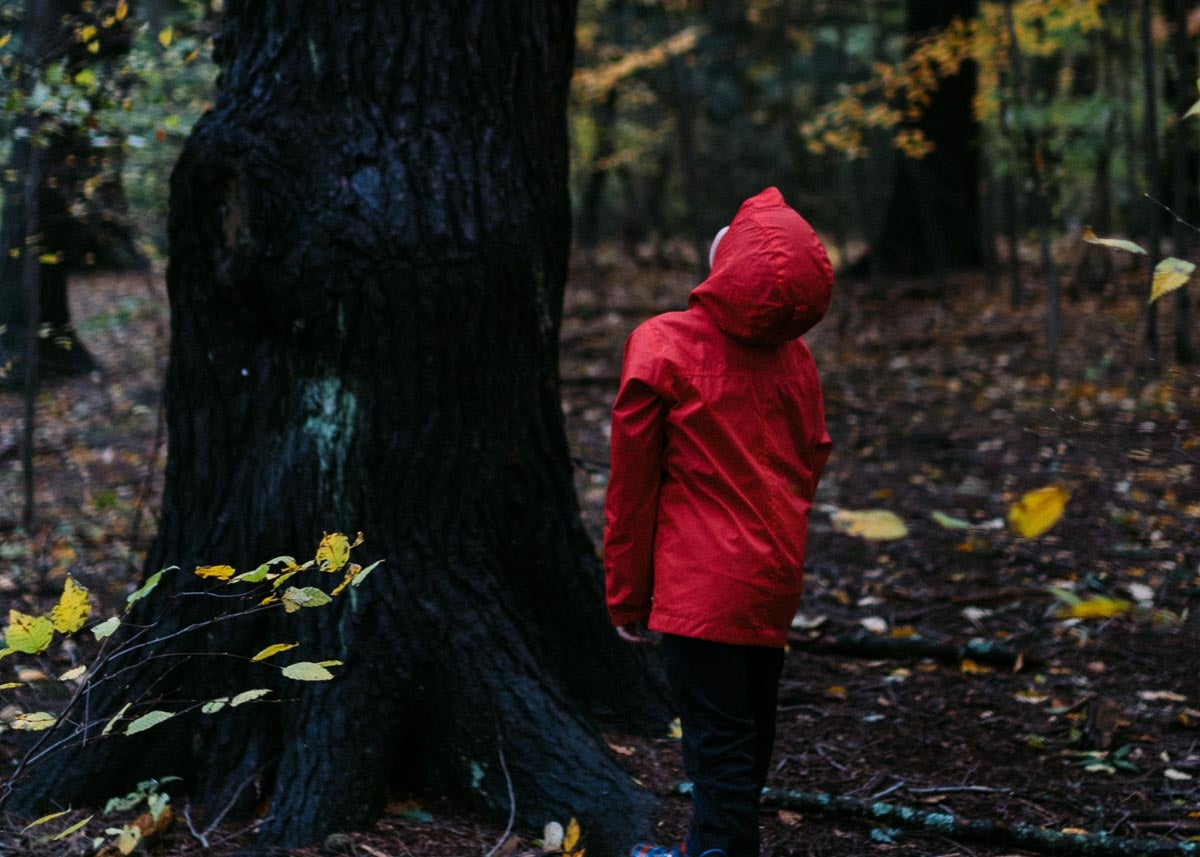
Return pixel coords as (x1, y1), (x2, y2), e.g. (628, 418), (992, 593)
(689, 187), (834, 346)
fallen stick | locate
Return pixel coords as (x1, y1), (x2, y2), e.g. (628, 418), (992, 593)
(760, 788), (1200, 856)
(787, 630), (1034, 669)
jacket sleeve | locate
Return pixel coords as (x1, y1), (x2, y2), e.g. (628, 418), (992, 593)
(811, 376), (832, 488)
(603, 323), (671, 627)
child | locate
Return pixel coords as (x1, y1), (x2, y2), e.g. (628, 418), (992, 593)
(603, 187), (834, 857)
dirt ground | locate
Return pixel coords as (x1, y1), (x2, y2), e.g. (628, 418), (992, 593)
(2, 249), (1199, 856)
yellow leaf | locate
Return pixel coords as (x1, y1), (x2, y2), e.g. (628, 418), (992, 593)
(1150, 257), (1195, 304)
(13, 711), (57, 731)
(1057, 596), (1133, 620)
(281, 661), (337, 681)
(115, 0), (128, 21)
(1007, 486), (1069, 538)
(1081, 227), (1146, 255)
(158, 26), (174, 48)
(49, 815), (93, 841)
(78, 24), (97, 42)
(113, 825), (141, 855)
(102, 702), (130, 736)
(251, 642), (298, 662)
(59, 665), (87, 682)
(194, 564), (236, 580)
(230, 688), (271, 706)
(125, 709), (174, 735)
(51, 576), (91, 634)
(667, 717), (683, 739)
(315, 532), (360, 572)
(831, 509), (908, 540)
(331, 566), (357, 596)
(86, 40), (100, 54)
(564, 818), (582, 852)
(960, 658), (992, 674)
(0, 33), (11, 50)
(0, 682), (21, 690)
(21, 809), (71, 831)
(92, 616), (120, 639)
(5, 610), (54, 654)
(39, 252), (62, 265)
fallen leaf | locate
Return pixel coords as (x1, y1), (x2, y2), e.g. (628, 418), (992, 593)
(931, 511), (972, 530)
(543, 821), (564, 851)
(1150, 257), (1195, 304)
(1057, 597), (1133, 620)
(860, 616), (888, 634)
(1140, 690), (1187, 703)
(1081, 227), (1147, 255)
(831, 509), (908, 541)
(1008, 486), (1069, 538)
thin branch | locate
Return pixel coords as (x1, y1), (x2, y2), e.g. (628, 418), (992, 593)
(182, 801), (210, 852)
(202, 767), (266, 838)
(1143, 194), (1200, 238)
(483, 731), (516, 857)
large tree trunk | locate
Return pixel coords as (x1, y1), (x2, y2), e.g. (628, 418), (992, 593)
(11, 2), (668, 853)
(865, 0), (982, 275)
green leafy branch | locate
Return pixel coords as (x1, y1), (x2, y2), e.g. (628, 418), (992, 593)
(0, 531), (383, 821)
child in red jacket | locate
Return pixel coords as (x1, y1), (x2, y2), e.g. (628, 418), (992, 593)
(604, 187), (833, 857)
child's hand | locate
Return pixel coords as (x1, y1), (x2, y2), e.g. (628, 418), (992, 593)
(616, 623), (660, 645)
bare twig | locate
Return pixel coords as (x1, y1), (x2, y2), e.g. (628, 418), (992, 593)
(202, 767), (265, 839)
(483, 731), (516, 857)
(182, 800), (210, 852)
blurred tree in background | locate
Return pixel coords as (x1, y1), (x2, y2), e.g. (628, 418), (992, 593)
(0, 0), (216, 383)
(571, 1), (1194, 311)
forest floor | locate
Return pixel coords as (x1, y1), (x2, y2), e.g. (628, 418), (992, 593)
(1, 248), (1199, 857)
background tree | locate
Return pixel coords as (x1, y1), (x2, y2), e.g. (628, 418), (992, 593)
(865, 0), (981, 276)
(0, 0), (142, 385)
(10, 1), (668, 853)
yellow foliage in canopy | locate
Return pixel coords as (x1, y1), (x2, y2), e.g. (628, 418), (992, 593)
(573, 25), (707, 104)
(802, 0), (1106, 157)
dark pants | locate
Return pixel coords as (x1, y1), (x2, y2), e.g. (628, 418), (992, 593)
(661, 634), (785, 857)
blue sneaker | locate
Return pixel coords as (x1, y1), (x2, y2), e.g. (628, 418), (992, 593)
(629, 845), (726, 857)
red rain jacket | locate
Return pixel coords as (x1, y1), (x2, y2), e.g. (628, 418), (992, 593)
(603, 187), (834, 648)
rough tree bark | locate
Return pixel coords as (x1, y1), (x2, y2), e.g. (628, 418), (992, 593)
(11, 2), (668, 853)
